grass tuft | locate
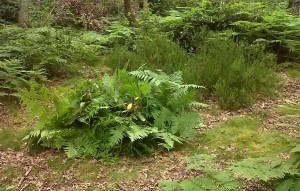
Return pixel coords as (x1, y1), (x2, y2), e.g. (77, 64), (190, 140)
(287, 69), (300, 78)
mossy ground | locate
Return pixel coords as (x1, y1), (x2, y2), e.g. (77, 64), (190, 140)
(195, 117), (294, 160)
(0, 165), (24, 189)
(0, 127), (32, 151)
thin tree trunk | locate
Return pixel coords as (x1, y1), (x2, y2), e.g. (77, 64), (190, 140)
(124, 0), (138, 27)
(288, 0), (300, 16)
(18, 0), (30, 27)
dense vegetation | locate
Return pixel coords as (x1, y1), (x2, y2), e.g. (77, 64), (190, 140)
(0, 0), (299, 190)
(21, 70), (203, 158)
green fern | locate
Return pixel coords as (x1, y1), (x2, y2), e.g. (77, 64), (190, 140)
(0, 25), (102, 77)
(229, 157), (288, 181)
(160, 151), (300, 191)
(160, 154), (242, 191)
(0, 59), (45, 96)
(23, 69), (204, 159)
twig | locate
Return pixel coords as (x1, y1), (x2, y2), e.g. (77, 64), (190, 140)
(18, 166), (33, 189)
(20, 183), (29, 191)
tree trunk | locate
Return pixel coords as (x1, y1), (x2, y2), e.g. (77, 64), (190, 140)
(18, 0), (30, 27)
(124, 0), (138, 27)
(288, 0), (300, 16)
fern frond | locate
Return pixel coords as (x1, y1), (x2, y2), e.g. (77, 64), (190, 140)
(189, 101), (209, 108)
(229, 157), (288, 181)
(182, 154), (218, 173)
(158, 180), (179, 191)
(108, 126), (127, 148)
(127, 125), (154, 142)
(156, 131), (182, 150)
(64, 142), (79, 158)
(170, 112), (199, 140)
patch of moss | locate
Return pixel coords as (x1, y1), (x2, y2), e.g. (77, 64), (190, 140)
(0, 127), (32, 151)
(41, 171), (64, 182)
(73, 159), (102, 182)
(0, 165), (24, 188)
(254, 109), (271, 119)
(197, 117), (293, 159)
(47, 158), (75, 171)
(107, 166), (140, 183)
(80, 174), (99, 182)
(76, 159), (100, 174)
(23, 184), (37, 191)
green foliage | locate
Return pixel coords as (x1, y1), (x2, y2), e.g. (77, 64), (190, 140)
(232, 7), (300, 62)
(277, 101), (300, 130)
(278, 101), (300, 117)
(0, 0), (18, 23)
(162, 101), (300, 191)
(149, 0), (176, 16)
(160, 150), (300, 191)
(185, 37), (278, 110)
(229, 157), (289, 181)
(229, 153), (300, 191)
(287, 69), (300, 79)
(0, 59), (45, 96)
(154, 0), (300, 62)
(22, 69), (203, 159)
(0, 25), (102, 77)
(17, 81), (51, 121)
(103, 34), (188, 73)
(104, 31), (278, 110)
(228, 140), (300, 191)
(159, 154), (243, 191)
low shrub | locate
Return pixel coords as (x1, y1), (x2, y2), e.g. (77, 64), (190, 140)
(184, 37), (278, 110)
(21, 70), (204, 159)
(103, 34), (188, 73)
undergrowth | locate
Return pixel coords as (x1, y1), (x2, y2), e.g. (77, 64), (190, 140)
(160, 102), (300, 191)
(0, 25), (102, 77)
(20, 69), (204, 159)
(104, 32), (279, 110)
(103, 34), (188, 73)
(0, 59), (45, 97)
(160, 149), (299, 191)
(185, 37), (279, 110)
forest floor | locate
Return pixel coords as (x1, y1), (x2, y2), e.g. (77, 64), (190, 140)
(0, 70), (299, 191)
